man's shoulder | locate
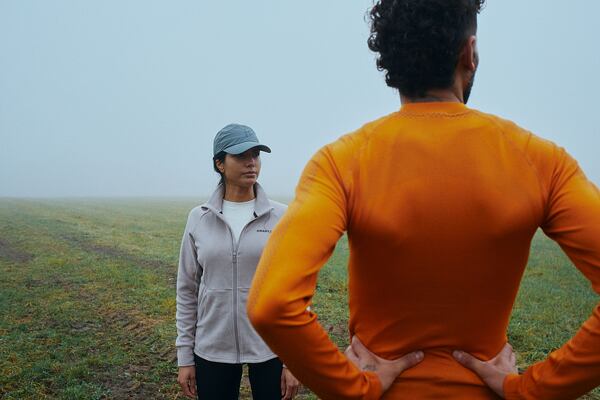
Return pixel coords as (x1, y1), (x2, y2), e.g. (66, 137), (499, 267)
(318, 113), (397, 161)
(301, 112), (403, 180)
(472, 109), (530, 137)
(471, 109), (557, 156)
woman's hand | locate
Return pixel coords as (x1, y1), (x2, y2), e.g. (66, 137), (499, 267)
(177, 366), (197, 398)
(344, 336), (424, 393)
(281, 366), (300, 399)
(452, 343), (518, 398)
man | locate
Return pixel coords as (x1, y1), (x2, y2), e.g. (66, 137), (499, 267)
(248, 0), (600, 398)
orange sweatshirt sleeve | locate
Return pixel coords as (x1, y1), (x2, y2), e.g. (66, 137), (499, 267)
(504, 146), (600, 399)
(247, 141), (383, 400)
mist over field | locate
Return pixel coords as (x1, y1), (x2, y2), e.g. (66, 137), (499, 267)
(1, 0), (599, 198)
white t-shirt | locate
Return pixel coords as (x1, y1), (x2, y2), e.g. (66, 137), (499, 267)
(222, 199), (256, 243)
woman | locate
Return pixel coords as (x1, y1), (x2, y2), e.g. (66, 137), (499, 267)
(176, 123), (299, 399)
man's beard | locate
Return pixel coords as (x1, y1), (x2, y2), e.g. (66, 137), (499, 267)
(463, 52), (479, 104)
(463, 70), (476, 104)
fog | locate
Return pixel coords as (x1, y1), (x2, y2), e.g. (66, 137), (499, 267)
(1, 0), (599, 198)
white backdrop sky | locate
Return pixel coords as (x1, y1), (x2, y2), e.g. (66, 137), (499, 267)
(1, 1), (599, 197)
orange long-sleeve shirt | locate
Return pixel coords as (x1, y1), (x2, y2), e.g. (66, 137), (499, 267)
(248, 102), (600, 399)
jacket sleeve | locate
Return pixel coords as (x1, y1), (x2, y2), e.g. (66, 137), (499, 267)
(175, 210), (203, 367)
(504, 147), (600, 399)
(248, 146), (382, 400)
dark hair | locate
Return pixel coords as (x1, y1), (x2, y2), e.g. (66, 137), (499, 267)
(368, 0), (485, 98)
(213, 151), (226, 186)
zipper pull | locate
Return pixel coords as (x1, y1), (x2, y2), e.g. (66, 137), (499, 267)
(233, 252), (237, 263)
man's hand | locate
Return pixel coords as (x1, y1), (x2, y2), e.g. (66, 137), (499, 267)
(177, 366), (197, 398)
(344, 336), (424, 393)
(453, 343), (518, 398)
(280, 366), (300, 399)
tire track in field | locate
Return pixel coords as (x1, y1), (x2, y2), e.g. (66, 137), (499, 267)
(0, 238), (33, 264)
(59, 231), (180, 291)
(57, 231), (180, 398)
(26, 212), (179, 286)
(58, 231), (176, 277)
(94, 309), (178, 399)
(3, 207), (176, 276)
(50, 229), (180, 398)
(53, 273), (178, 399)
(1, 212), (180, 398)
(43, 291), (177, 399)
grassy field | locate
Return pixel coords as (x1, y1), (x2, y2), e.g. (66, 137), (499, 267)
(0, 198), (598, 399)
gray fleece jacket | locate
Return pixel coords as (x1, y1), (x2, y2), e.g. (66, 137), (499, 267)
(175, 183), (287, 366)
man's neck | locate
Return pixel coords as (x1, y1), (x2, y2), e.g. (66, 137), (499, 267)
(223, 184), (255, 202)
(400, 88), (463, 105)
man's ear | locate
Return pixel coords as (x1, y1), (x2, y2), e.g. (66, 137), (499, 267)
(460, 35), (478, 72)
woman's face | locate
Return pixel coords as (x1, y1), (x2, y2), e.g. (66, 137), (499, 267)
(216, 147), (261, 188)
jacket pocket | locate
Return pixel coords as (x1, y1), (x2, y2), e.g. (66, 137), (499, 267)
(195, 289), (235, 357)
(237, 288), (274, 359)
(196, 284), (208, 321)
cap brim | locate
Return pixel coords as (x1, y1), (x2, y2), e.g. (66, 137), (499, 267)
(223, 141), (271, 154)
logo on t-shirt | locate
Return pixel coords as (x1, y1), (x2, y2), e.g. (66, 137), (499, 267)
(256, 229), (272, 233)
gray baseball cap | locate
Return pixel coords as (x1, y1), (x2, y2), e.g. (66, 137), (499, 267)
(213, 124), (271, 156)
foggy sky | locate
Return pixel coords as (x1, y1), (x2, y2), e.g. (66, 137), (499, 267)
(1, 1), (599, 198)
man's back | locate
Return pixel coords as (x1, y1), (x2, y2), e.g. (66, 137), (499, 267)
(249, 102), (600, 399)
(347, 102), (540, 398)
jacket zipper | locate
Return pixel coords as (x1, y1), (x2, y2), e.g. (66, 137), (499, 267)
(232, 247), (240, 364)
(232, 216), (258, 364)
(217, 212), (260, 364)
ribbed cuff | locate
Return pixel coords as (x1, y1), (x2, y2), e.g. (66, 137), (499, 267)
(503, 374), (524, 400)
(177, 346), (195, 367)
(363, 371), (383, 400)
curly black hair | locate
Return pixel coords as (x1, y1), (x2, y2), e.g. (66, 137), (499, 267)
(368, 0), (485, 98)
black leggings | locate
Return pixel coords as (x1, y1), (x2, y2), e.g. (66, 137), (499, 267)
(194, 354), (283, 400)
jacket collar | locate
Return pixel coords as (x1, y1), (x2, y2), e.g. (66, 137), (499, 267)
(205, 182), (273, 217)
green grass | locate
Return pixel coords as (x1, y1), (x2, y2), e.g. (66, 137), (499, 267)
(0, 199), (598, 399)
